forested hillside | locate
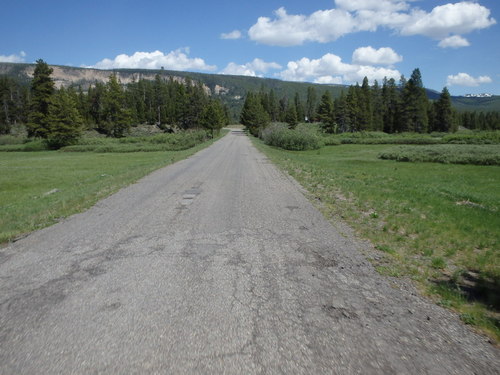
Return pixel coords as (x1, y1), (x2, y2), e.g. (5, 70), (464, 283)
(1, 62), (499, 121)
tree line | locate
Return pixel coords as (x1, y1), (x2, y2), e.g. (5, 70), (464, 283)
(240, 68), (499, 136)
(0, 59), (228, 147)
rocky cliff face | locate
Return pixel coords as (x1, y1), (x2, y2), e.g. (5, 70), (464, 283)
(0, 63), (215, 94)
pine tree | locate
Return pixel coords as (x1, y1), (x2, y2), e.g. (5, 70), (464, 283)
(268, 89), (279, 122)
(432, 87), (455, 132)
(334, 93), (348, 133)
(27, 59), (55, 138)
(401, 68), (428, 133)
(294, 92), (305, 123)
(345, 85), (360, 132)
(305, 87), (317, 122)
(285, 103), (298, 128)
(102, 74), (133, 137)
(240, 92), (270, 136)
(381, 78), (400, 133)
(317, 91), (335, 133)
(200, 99), (226, 137)
(359, 77), (373, 131)
(371, 80), (384, 131)
(46, 87), (83, 148)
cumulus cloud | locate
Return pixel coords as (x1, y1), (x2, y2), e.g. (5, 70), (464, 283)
(248, 7), (354, 46)
(446, 73), (492, 87)
(220, 30), (242, 40)
(401, 2), (495, 39)
(277, 53), (400, 84)
(248, 2), (495, 47)
(438, 35), (470, 48)
(0, 51), (26, 63)
(314, 76), (343, 84)
(90, 49), (216, 71)
(352, 46), (402, 65)
(222, 58), (281, 77)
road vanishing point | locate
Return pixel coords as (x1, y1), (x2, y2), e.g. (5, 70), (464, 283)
(1, 130), (499, 374)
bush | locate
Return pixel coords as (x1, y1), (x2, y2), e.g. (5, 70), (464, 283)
(60, 130), (211, 152)
(261, 123), (324, 151)
(322, 136), (341, 146)
(378, 145), (500, 165)
(443, 131), (500, 144)
(0, 140), (49, 152)
(0, 135), (25, 145)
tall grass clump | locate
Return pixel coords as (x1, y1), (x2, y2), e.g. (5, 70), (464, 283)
(0, 135), (26, 145)
(61, 130), (210, 152)
(261, 123), (324, 151)
(443, 131), (500, 144)
(336, 132), (440, 145)
(379, 145), (500, 165)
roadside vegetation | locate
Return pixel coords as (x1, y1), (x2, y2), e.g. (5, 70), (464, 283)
(0, 132), (226, 244)
(242, 68), (499, 341)
(253, 138), (500, 341)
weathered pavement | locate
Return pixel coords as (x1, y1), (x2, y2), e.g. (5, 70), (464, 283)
(1, 130), (499, 374)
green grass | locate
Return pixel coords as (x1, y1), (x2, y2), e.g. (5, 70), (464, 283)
(0, 130), (214, 153)
(253, 139), (500, 341)
(0, 134), (225, 244)
(379, 144), (500, 165)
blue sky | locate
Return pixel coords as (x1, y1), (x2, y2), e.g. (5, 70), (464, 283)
(1, 0), (498, 95)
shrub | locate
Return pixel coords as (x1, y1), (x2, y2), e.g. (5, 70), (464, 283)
(443, 131), (500, 144)
(378, 145), (500, 165)
(60, 130), (211, 152)
(0, 140), (49, 152)
(261, 123), (324, 151)
(0, 135), (25, 145)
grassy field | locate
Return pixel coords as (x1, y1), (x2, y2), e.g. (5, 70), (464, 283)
(0, 134), (224, 244)
(253, 139), (500, 341)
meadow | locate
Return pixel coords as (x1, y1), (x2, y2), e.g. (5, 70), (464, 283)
(0, 131), (225, 244)
(253, 137), (500, 341)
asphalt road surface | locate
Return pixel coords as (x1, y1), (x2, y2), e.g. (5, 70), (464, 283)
(1, 130), (499, 374)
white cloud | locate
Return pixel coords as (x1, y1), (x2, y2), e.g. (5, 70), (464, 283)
(314, 76), (343, 84)
(352, 46), (402, 65)
(220, 30), (242, 40)
(438, 35), (470, 48)
(401, 2), (496, 39)
(90, 49), (216, 71)
(0, 51), (26, 63)
(248, 7), (354, 46)
(277, 53), (400, 84)
(248, 2), (495, 47)
(221, 58), (281, 77)
(446, 73), (492, 87)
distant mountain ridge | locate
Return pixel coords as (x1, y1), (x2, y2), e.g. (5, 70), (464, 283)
(1, 62), (499, 113)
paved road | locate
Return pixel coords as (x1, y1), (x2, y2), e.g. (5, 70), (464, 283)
(1, 130), (499, 374)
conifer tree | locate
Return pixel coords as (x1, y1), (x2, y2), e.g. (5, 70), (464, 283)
(101, 74), (133, 137)
(432, 87), (455, 132)
(371, 80), (384, 131)
(346, 85), (360, 132)
(381, 78), (400, 133)
(240, 92), (270, 136)
(200, 99), (226, 137)
(294, 92), (305, 123)
(359, 77), (373, 131)
(317, 91), (335, 132)
(46, 87), (83, 148)
(285, 102), (298, 128)
(27, 59), (55, 138)
(305, 87), (317, 122)
(401, 68), (428, 133)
